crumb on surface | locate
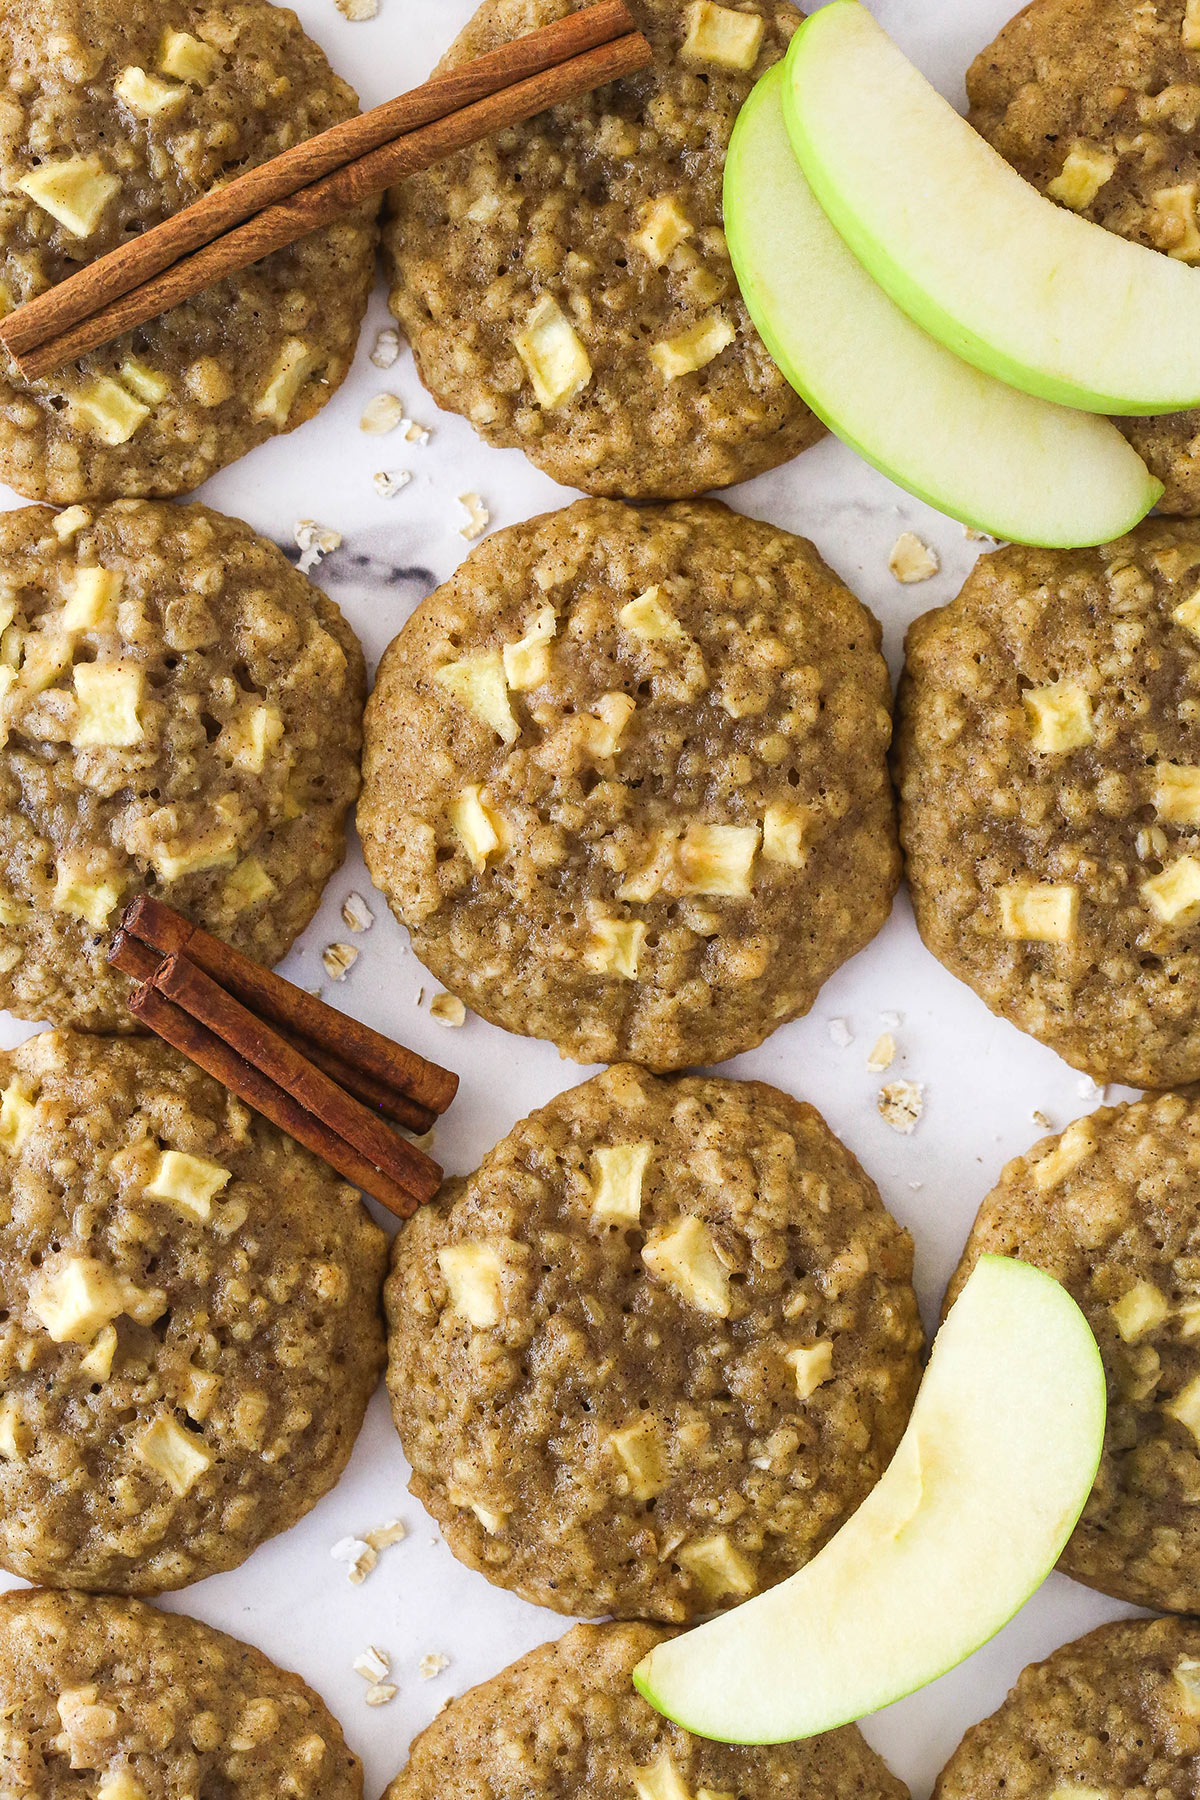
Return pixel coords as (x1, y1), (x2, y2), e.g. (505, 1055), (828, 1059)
(889, 531), (940, 583)
(294, 519), (342, 575)
(458, 493), (490, 541)
(331, 1535), (376, 1585)
(370, 328), (400, 368)
(322, 942), (358, 981)
(353, 1646), (390, 1683)
(430, 992), (467, 1027)
(334, 0), (379, 18)
(1031, 1108), (1053, 1130)
(374, 469), (412, 499)
(827, 1017), (853, 1048)
(365, 1518), (407, 1551)
(878, 1080), (924, 1134)
(341, 892), (374, 932)
(866, 1032), (896, 1073)
(419, 1651), (450, 1681)
(879, 1009), (901, 1030)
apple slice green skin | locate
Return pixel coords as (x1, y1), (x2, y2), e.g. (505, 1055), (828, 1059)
(782, 0), (1200, 416)
(633, 1254), (1106, 1745)
(723, 68), (1161, 547)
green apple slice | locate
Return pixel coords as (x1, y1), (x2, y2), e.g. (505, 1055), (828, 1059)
(633, 1253), (1106, 1744)
(782, 0), (1200, 415)
(724, 68), (1160, 546)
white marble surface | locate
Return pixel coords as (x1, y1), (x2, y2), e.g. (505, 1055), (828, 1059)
(0, 3), (1148, 1796)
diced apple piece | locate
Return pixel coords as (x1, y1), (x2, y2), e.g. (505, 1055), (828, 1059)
(135, 1414), (213, 1495)
(682, 2), (765, 71)
(1155, 762), (1200, 826)
(609, 1418), (668, 1500)
(650, 312), (735, 379)
(678, 822), (759, 896)
(1032, 1118), (1094, 1190)
(620, 586), (686, 641)
(253, 339), (317, 425)
(998, 883), (1078, 942)
(618, 829), (677, 903)
(72, 379), (150, 447)
(513, 295), (593, 408)
(1166, 1374), (1200, 1445)
(52, 506), (91, 544)
(588, 692), (636, 757)
(29, 1256), (163, 1345)
(79, 1324), (117, 1382)
(591, 1142), (653, 1224)
(1173, 1656), (1200, 1716)
(52, 862), (121, 927)
(0, 1080), (35, 1155)
(434, 652), (519, 745)
(159, 28), (219, 83)
(146, 1149), (231, 1223)
(1047, 146), (1116, 212)
(98, 1772), (147, 1800)
(585, 916), (646, 979)
(1110, 1281), (1168, 1344)
(448, 784), (507, 871)
(762, 801), (813, 867)
(180, 1364), (221, 1423)
(502, 606), (557, 690)
(678, 1532), (756, 1599)
(222, 857), (275, 909)
(632, 1751), (692, 1800)
(114, 67), (184, 117)
(62, 567), (121, 632)
(217, 702), (283, 773)
(642, 1216), (731, 1316)
(1143, 856), (1200, 926)
(1150, 185), (1200, 263)
(632, 196), (694, 267)
(71, 663), (143, 748)
(118, 358), (169, 404)
(1024, 681), (1093, 753)
(438, 1242), (506, 1328)
(16, 156), (120, 237)
(787, 1339), (834, 1399)
(0, 1393), (29, 1460)
(17, 631), (70, 693)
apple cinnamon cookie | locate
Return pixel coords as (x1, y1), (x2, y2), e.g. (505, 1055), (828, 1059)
(946, 1090), (1200, 1614)
(896, 522), (1200, 1089)
(934, 1616), (1200, 1800)
(383, 0), (824, 500)
(384, 1064), (923, 1622)
(968, 0), (1200, 514)
(0, 1028), (387, 1593)
(0, 499), (364, 1031)
(383, 1623), (909, 1800)
(0, 1588), (362, 1799)
(0, 0), (377, 503)
(360, 497), (899, 1070)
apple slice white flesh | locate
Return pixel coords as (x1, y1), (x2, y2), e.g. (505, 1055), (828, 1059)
(723, 69), (1161, 546)
(633, 1254), (1106, 1744)
(782, 0), (1200, 415)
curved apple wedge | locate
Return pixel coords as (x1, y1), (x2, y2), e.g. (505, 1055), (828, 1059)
(633, 1254), (1106, 1744)
(783, 0), (1200, 415)
(723, 69), (1160, 546)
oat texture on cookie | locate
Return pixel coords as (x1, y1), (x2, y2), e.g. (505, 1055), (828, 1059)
(968, 0), (1200, 514)
(383, 1622), (910, 1800)
(384, 1066), (923, 1622)
(896, 522), (1200, 1088)
(384, 0), (824, 499)
(0, 1588), (362, 1798)
(0, 500), (364, 1031)
(359, 497), (899, 1070)
(946, 1091), (1200, 1614)
(0, 1030), (387, 1593)
(0, 0), (378, 502)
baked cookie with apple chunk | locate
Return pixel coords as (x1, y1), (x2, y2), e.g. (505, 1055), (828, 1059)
(384, 1624), (909, 1800)
(384, 1064), (923, 1622)
(383, 0), (824, 499)
(359, 496), (899, 1070)
(968, 0), (1200, 515)
(0, 1588), (362, 1797)
(934, 1616), (1200, 1800)
(0, 499), (364, 1031)
(0, 0), (377, 503)
(896, 523), (1200, 1089)
(946, 1091), (1200, 1615)
(0, 1028), (387, 1594)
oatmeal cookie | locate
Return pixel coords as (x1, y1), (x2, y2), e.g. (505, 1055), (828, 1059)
(946, 1091), (1200, 1613)
(383, 1622), (908, 1800)
(0, 1588), (361, 1799)
(968, 0), (1200, 514)
(385, 1065), (923, 1622)
(0, 1029), (387, 1594)
(0, 499), (364, 1031)
(383, 0), (823, 499)
(0, 0), (377, 503)
(934, 1616), (1200, 1800)
(896, 522), (1200, 1088)
(360, 497), (899, 1071)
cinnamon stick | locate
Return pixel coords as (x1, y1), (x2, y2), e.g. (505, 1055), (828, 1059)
(126, 976), (430, 1221)
(121, 894), (458, 1117)
(5, 20), (651, 378)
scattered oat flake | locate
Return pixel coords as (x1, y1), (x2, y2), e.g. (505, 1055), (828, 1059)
(1076, 1074), (1102, 1098)
(361, 392), (405, 434)
(827, 1018), (853, 1048)
(889, 532), (940, 584)
(365, 1683), (398, 1707)
(365, 1518), (408, 1551)
(370, 327), (401, 368)
(403, 416), (432, 444)
(1031, 1109), (1053, 1130)
(878, 1080), (924, 1134)
(866, 1032), (896, 1073)
(335, 0), (378, 17)
(374, 469), (412, 499)
(419, 1652), (450, 1681)
(354, 1647), (391, 1684)
(294, 519), (342, 574)
(459, 493), (490, 541)
(331, 1536), (377, 1585)
(341, 892), (374, 932)
(430, 992), (467, 1027)
(322, 942), (358, 981)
